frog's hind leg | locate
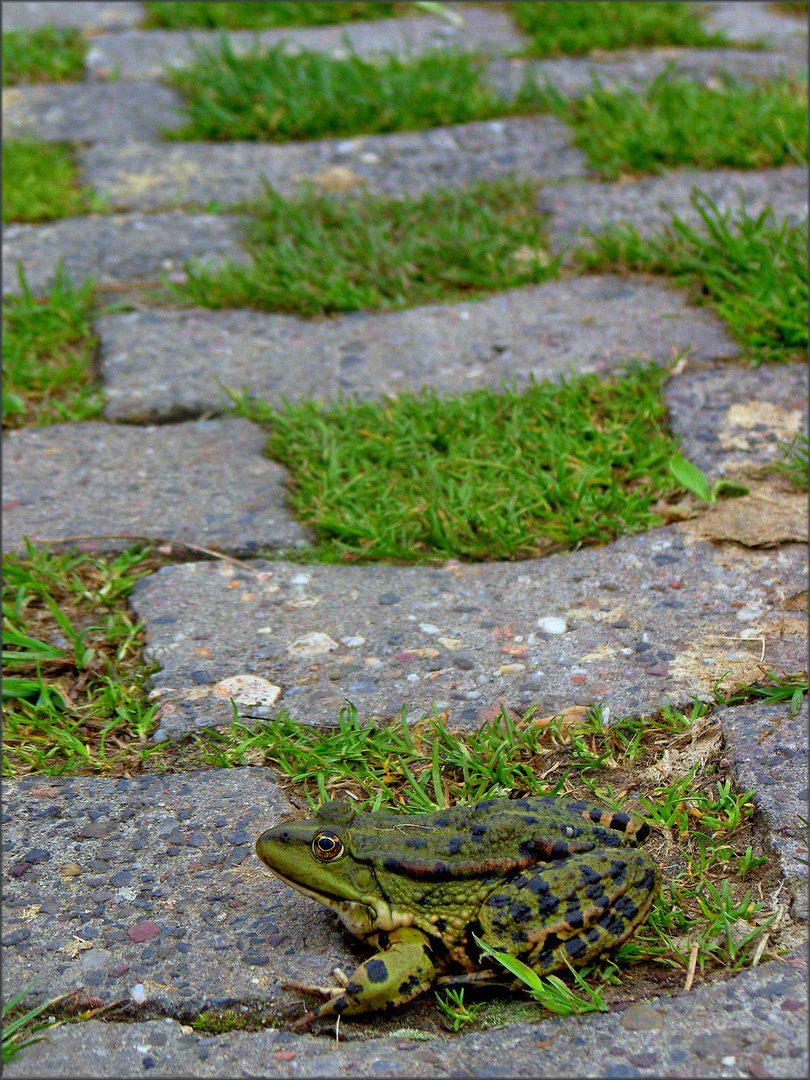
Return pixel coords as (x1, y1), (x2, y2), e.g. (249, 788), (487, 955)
(481, 847), (660, 976)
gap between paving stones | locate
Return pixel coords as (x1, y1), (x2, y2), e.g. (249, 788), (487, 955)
(93, 276), (740, 423)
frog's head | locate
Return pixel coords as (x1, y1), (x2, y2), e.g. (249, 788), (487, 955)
(256, 801), (402, 936)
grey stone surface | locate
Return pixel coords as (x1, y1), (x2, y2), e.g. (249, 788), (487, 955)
(83, 6), (527, 81)
(129, 526), (807, 739)
(1, 419), (311, 556)
(666, 363), (809, 479)
(719, 700), (809, 920)
(542, 165), (808, 250)
(486, 47), (806, 102)
(2, 212), (250, 295)
(705, 0), (808, 56)
(79, 116), (586, 211)
(2, 0), (143, 31)
(0, 768), (364, 1021)
(2, 81), (184, 143)
(98, 277), (739, 423)
(5, 949), (808, 1078)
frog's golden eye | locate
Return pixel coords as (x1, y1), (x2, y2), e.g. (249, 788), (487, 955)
(312, 830), (344, 861)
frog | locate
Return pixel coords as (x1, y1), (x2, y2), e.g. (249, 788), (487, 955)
(255, 795), (660, 1029)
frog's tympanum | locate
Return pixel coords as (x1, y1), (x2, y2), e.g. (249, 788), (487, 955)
(256, 796), (659, 1029)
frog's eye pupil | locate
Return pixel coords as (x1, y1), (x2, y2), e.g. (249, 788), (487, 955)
(312, 831), (344, 861)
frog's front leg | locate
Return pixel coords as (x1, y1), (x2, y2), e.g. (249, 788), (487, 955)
(290, 927), (437, 1030)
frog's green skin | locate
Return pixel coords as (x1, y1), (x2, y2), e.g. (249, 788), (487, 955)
(255, 796), (660, 1029)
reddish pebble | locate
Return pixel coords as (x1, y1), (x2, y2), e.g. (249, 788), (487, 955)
(127, 921), (160, 943)
(395, 651), (416, 663)
(501, 644), (527, 656)
(780, 999), (805, 1012)
(571, 675), (588, 684)
(645, 664), (669, 677)
(668, 579), (683, 589)
(273, 1051), (296, 1061)
(9, 862), (31, 877)
(112, 964), (130, 977)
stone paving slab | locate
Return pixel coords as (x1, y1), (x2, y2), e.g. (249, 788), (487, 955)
(2, 0), (143, 31)
(1, 768), (362, 1021)
(705, 0), (808, 56)
(2, 212), (249, 295)
(719, 700), (809, 920)
(98, 277), (739, 423)
(5, 948), (807, 1078)
(1, 419), (311, 557)
(83, 6), (526, 81)
(487, 46), (806, 103)
(2, 82), (184, 143)
(128, 526), (807, 740)
(78, 116), (586, 209)
(542, 165), (808, 250)
(665, 363), (809, 480)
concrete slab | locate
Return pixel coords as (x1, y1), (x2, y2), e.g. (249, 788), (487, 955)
(128, 526), (807, 739)
(1, 419), (311, 556)
(79, 116), (586, 211)
(2, 212), (250, 295)
(98, 278), (739, 423)
(82, 6), (527, 81)
(541, 165), (808, 250)
(2, 0), (143, 31)
(4, 950), (807, 1078)
(0, 768), (362, 1021)
(665, 363), (809, 479)
(719, 700), (809, 919)
(2, 82), (184, 143)
(705, 0), (808, 56)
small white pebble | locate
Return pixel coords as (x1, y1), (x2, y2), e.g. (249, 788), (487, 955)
(721, 1057), (736, 1067)
(291, 573), (310, 585)
(537, 617), (567, 635)
(341, 635), (366, 647)
(130, 984), (147, 1004)
(406, 673), (420, 682)
(419, 623), (441, 635)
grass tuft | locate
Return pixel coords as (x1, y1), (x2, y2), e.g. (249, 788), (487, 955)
(143, 2), (403, 30)
(2, 26), (86, 85)
(230, 367), (677, 562)
(2, 268), (103, 429)
(165, 40), (546, 142)
(168, 178), (558, 315)
(512, 1), (730, 56)
(575, 194), (808, 360)
(1, 544), (162, 778)
(537, 72), (808, 180)
(2, 141), (103, 224)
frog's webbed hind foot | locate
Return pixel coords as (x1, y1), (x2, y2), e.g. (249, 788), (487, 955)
(283, 969), (348, 1001)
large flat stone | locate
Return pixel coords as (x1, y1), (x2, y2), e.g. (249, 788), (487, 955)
(1, 419), (311, 556)
(705, 0), (808, 56)
(0, 768), (362, 1021)
(666, 363), (808, 479)
(2, 212), (249, 295)
(541, 165), (808, 250)
(2, 82), (184, 143)
(129, 526), (807, 739)
(83, 6), (526, 81)
(486, 46), (807, 101)
(79, 116), (586, 211)
(719, 700), (809, 919)
(2, 0), (143, 31)
(98, 278), (739, 423)
(5, 950), (807, 1078)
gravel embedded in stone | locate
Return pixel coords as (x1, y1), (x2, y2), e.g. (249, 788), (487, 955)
(83, 6), (527, 81)
(2, 213), (250, 296)
(2, 1), (142, 31)
(665, 363), (808, 479)
(2, 419), (311, 556)
(98, 279), (738, 423)
(79, 115), (585, 211)
(129, 526), (806, 737)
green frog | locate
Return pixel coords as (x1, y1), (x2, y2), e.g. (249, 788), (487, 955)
(255, 796), (659, 1029)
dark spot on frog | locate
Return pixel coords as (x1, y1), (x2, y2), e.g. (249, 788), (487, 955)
(585, 883), (609, 905)
(487, 892), (511, 910)
(365, 959), (389, 984)
(609, 860), (627, 884)
(399, 974), (422, 995)
(346, 980), (362, 995)
(474, 799), (498, 812)
(434, 817), (451, 828)
(638, 868), (657, 892)
(434, 917), (447, 932)
(512, 799), (532, 811)
(565, 899), (584, 930)
(511, 928), (529, 943)
(405, 837), (427, 849)
(614, 895), (639, 921)
(447, 836), (463, 855)
(509, 902), (533, 924)
(471, 823), (487, 838)
(580, 864), (602, 885)
(521, 815), (539, 825)
(530, 891), (561, 919)
(565, 936), (588, 960)
(597, 910), (626, 937)
(586, 926), (601, 943)
(609, 811), (631, 831)
(333, 997), (349, 1012)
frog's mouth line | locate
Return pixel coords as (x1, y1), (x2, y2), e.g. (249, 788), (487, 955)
(264, 867), (407, 933)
